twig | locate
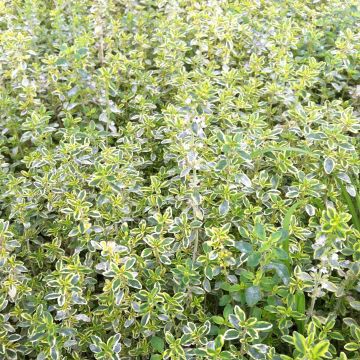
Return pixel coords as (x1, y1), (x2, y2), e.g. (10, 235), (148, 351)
(191, 168), (199, 264)
(307, 277), (318, 319)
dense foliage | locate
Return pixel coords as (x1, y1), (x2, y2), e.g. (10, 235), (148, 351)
(0, 0), (360, 359)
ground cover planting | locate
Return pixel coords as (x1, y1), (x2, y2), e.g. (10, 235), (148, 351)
(0, 0), (360, 359)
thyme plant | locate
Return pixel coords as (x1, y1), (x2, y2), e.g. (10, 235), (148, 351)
(0, 0), (359, 359)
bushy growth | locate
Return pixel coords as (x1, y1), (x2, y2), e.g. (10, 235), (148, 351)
(0, 0), (360, 359)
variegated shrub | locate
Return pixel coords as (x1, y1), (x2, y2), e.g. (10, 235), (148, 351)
(0, 0), (359, 359)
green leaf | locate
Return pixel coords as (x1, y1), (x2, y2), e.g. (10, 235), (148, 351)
(239, 173), (252, 187)
(263, 262), (290, 285)
(253, 321), (273, 331)
(247, 252), (261, 267)
(219, 200), (229, 216)
(150, 336), (165, 353)
(248, 344), (271, 359)
(220, 351), (233, 360)
(272, 248), (289, 260)
(344, 342), (360, 351)
(125, 257), (136, 270)
(270, 230), (283, 242)
(324, 157), (335, 174)
(224, 329), (240, 340)
(245, 286), (262, 307)
(50, 347), (59, 360)
(293, 331), (307, 354)
(112, 278), (121, 292)
(252, 146), (319, 159)
(150, 355), (162, 360)
(223, 303), (233, 319)
(281, 335), (294, 345)
(214, 335), (224, 350)
(211, 316), (225, 325)
(128, 279), (142, 289)
(234, 305), (246, 322)
(165, 332), (175, 344)
(329, 331), (344, 341)
(235, 241), (253, 253)
(312, 340), (329, 358)
(216, 159), (227, 170)
(254, 223), (266, 240)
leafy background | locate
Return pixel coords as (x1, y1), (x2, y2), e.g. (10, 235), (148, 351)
(0, 0), (359, 359)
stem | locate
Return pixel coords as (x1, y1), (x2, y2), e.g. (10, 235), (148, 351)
(339, 182), (360, 231)
(105, 84), (110, 133)
(334, 297), (342, 314)
(94, 0), (107, 66)
(97, 2), (104, 66)
(282, 200), (303, 270)
(307, 276), (318, 319)
(191, 168), (199, 264)
(192, 228), (199, 264)
(295, 290), (306, 334)
(308, 293), (316, 319)
(352, 176), (360, 216)
(99, 34), (104, 66)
